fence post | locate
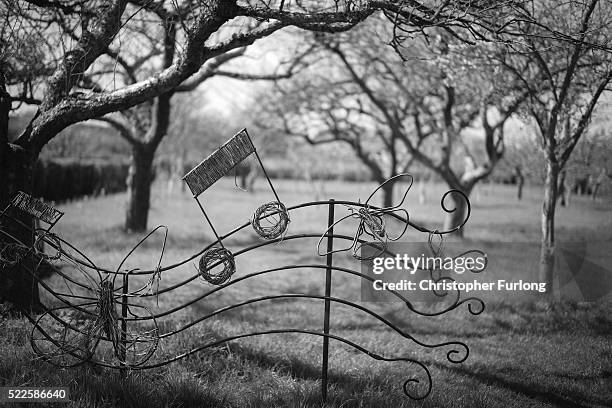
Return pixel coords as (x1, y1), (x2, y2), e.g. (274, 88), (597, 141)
(322, 199), (335, 402)
(120, 273), (129, 367)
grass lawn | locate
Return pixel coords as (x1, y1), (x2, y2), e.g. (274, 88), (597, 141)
(1, 178), (611, 407)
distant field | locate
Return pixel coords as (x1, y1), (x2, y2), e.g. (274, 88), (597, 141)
(1, 179), (611, 407)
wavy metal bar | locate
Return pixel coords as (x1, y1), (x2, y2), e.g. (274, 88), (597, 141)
(30, 320), (434, 399)
(149, 293), (473, 360)
(121, 263), (484, 322)
(48, 192), (471, 276)
(28, 230), (483, 303)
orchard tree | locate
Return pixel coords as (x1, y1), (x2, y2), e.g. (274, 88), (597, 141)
(490, 0), (612, 295)
(264, 25), (528, 235)
(95, 16), (303, 231)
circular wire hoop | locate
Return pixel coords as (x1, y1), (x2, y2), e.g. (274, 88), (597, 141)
(30, 308), (99, 368)
(251, 201), (290, 240)
(0, 243), (29, 267)
(198, 247), (236, 285)
(35, 231), (62, 260)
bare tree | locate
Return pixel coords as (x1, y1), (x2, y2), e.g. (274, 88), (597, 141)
(490, 0), (612, 296)
(94, 14), (302, 231)
(266, 36), (418, 208)
(264, 25), (527, 235)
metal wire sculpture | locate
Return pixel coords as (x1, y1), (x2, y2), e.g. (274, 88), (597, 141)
(30, 296), (160, 368)
(184, 129), (290, 241)
(0, 191), (64, 268)
(424, 227), (488, 304)
(9, 191), (64, 226)
(1, 166), (485, 401)
(0, 209), (167, 368)
(317, 173), (413, 260)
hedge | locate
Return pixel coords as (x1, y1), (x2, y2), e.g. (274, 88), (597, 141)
(33, 159), (129, 203)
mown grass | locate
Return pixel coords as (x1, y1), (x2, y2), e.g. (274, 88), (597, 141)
(1, 178), (611, 407)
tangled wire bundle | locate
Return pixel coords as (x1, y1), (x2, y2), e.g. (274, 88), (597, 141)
(198, 247), (236, 285)
(251, 201), (290, 240)
(97, 280), (121, 351)
(356, 207), (386, 238)
(0, 243), (29, 267)
(350, 206), (388, 261)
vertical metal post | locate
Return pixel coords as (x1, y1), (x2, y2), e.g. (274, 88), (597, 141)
(120, 273), (129, 367)
(322, 199), (335, 402)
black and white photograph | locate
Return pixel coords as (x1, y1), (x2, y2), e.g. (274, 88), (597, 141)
(0, 1), (611, 407)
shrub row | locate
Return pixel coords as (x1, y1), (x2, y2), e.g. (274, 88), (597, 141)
(33, 159), (129, 203)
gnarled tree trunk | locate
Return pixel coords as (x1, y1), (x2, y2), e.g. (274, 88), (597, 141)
(0, 146), (42, 313)
(125, 145), (154, 232)
(1, 75), (41, 312)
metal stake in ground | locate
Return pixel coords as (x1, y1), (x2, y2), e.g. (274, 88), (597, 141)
(120, 273), (129, 366)
(322, 199), (335, 402)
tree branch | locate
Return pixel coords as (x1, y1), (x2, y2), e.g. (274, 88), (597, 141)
(95, 116), (139, 145)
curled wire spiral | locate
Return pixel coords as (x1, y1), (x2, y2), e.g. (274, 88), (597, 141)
(251, 201), (290, 240)
(402, 362), (433, 400)
(424, 228), (487, 315)
(198, 246), (236, 285)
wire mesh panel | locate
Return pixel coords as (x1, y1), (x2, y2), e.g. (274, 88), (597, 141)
(183, 129), (255, 197)
(9, 191), (64, 226)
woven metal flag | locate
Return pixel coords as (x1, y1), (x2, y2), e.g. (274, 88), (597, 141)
(183, 129), (256, 197)
(10, 191), (64, 225)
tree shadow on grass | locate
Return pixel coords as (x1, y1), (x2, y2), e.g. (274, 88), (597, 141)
(203, 323), (611, 408)
(212, 338), (432, 402)
(436, 362), (612, 408)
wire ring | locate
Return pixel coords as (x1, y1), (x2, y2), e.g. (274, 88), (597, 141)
(35, 232), (62, 260)
(0, 243), (29, 267)
(198, 247), (236, 285)
(251, 201), (290, 240)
